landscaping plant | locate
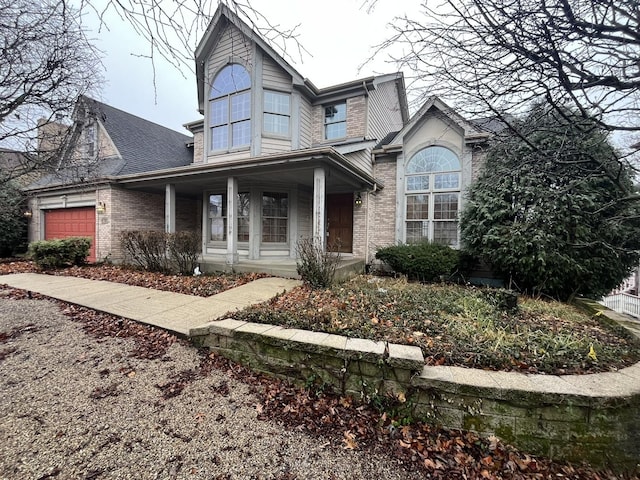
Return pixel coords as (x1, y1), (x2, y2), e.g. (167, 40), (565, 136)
(375, 242), (460, 281)
(461, 104), (640, 301)
(28, 237), (91, 269)
(296, 237), (340, 289)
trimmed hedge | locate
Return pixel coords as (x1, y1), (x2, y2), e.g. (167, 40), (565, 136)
(375, 242), (460, 281)
(28, 237), (91, 270)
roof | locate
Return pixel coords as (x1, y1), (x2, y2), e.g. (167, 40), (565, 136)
(27, 98), (193, 190)
(374, 131), (400, 150)
(81, 97), (193, 175)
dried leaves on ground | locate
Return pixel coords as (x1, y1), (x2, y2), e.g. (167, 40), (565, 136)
(233, 276), (640, 375)
(0, 287), (625, 479)
(0, 261), (267, 297)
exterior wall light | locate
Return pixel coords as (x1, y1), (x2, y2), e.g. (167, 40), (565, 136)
(23, 209), (33, 218)
(354, 192), (363, 207)
(96, 202), (106, 214)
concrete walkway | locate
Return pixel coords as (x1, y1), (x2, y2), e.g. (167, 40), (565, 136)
(0, 273), (301, 336)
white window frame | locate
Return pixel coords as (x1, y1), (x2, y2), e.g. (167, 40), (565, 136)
(404, 147), (461, 247)
(209, 64), (251, 153)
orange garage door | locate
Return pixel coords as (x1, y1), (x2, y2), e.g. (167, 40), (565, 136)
(45, 207), (96, 262)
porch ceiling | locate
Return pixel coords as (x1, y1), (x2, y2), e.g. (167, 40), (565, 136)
(112, 148), (378, 197)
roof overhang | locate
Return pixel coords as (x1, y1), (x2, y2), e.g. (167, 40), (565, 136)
(111, 147), (381, 196)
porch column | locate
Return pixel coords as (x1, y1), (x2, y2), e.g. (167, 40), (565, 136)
(226, 177), (239, 265)
(165, 183), (176, 233)
(312, 167), (326, 250)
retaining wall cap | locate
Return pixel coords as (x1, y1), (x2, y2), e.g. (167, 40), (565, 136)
(387, 343), (425, 370)
(235, 322), (279, 336)
(208, 318), (247, 335)
(320, 333), (348, 351)
(416, 363), (640, 402)
(262, 326), (303, 341)
(289, 330), (330, 345)
(345, 337), (386, 356)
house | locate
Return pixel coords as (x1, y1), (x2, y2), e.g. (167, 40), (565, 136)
(24, 4), (492, 275)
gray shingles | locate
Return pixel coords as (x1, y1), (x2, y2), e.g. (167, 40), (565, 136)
(83, 97), (193, 175)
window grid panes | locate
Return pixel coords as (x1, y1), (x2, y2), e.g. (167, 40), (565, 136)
(262, 192), (288, 243)
(324, 103), (347, 140)
(209, 64), (251, 152)
(263, 91), (290, 136)
(238, 192), (250, 242)
(404, 147), (461, 246)
(209, 194), (226, 242)
(209, 193), (251, 242)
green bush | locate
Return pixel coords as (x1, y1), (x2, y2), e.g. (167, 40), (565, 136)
(296, 237), (340, 289)
(375, 242), (460, 281)
(28, 237), (91, 269)
(0, 181), (27, 257)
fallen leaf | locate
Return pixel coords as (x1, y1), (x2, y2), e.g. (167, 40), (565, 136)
(343, 430), (358, 450)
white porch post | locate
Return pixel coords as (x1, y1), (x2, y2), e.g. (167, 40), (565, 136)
(165, 183), (176, 233)
(226, 177), (239, 265)
(312, 167), (326, 250)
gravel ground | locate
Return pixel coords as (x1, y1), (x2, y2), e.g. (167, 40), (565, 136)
(0, 296), (424, 480)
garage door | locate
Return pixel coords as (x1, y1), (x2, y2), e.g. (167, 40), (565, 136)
(45, 207), (96, 262)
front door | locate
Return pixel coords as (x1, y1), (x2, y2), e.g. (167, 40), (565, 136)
(327, 193), (353, 253)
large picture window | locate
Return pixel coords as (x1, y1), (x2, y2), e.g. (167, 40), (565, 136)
(405, 146), (461, 246)
(262, 192), (288, 243)
(208, 192), (250, 242)
(209, 64), (251, 151)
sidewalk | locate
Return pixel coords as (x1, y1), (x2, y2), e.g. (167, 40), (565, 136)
(0, 273), (301, 336)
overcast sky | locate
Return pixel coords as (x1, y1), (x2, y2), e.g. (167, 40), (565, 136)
(87, 1), (417, 134)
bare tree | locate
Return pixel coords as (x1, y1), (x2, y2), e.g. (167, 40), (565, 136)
(0, 0), (102, 183)
(1, 0), (303, 184)
(368, 0), (640, 141)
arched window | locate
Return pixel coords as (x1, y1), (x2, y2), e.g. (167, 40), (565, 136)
(405, 146), (461, 246)
(209, 64), (251, 151)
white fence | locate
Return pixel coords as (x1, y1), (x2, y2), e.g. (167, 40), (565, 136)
(601, 293), (640, 319)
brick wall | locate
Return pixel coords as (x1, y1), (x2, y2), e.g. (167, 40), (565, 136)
(192, 131), (204, 164)
(311, 95), (367, 145)
(369, 159), (398, 252)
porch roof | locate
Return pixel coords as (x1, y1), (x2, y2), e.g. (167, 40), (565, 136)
(110, 146), (381, 196)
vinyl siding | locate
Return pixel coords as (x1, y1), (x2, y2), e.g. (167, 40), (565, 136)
(368, 79), (405, 141)
(207, 23), (253, 81)
(261, 136), (292, 155)
(343, 150), (372, 177)
(299, 96), (312, 148)
(297, 186), (312, 241)
(262, 55), (292, 90)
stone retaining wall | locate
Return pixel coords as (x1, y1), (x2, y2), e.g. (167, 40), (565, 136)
(191, 318), (640, 473)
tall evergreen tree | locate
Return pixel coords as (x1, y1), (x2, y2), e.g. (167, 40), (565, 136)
(461, 105), (640, 300)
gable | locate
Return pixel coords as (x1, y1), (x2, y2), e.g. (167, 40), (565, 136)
(403, 108), (466, 159)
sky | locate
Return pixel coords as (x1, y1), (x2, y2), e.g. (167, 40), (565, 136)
(86, 0), (418, 134)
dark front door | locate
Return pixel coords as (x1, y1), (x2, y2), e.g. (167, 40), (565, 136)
(327, 193), (353, 253)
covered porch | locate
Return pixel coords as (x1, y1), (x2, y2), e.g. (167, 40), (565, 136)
(113, 147), (379, 275)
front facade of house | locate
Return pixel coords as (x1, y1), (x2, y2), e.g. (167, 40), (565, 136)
(25, 5), (491, 273)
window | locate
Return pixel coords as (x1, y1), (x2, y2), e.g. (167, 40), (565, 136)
(263, 91), (290, 136)
(237, 192), (250, 242)
(209, 194), (226, 241)
(209, 64), (251, 151)
(84, 124), (96, 158)
(324, 103), (346, 140)
(262, 192), (288, 243)
(208, 192), (250, 242)
(405, 146), (461, 246)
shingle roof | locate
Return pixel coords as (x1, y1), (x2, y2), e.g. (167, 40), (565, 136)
(374, 131), (400, 150)
(82, 97), (193, 175)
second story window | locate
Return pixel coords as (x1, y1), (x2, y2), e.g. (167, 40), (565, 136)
(209, 64), (251, 152)
(263, 91), (290, 136)
(324, 102), (346, 140)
